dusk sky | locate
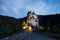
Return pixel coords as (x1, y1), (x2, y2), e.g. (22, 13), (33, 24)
(0, 0), (60, 18)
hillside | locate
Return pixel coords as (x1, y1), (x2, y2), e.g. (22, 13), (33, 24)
(38, 14), (60, 34)
(0, 15), (23, 38)
(0, 14), (60, 38)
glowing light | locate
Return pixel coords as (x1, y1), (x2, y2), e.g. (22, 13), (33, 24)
(28, 26), (32, 32)
(22, 23), (33, 32)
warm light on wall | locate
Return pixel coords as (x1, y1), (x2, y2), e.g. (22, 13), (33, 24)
(22, 23), (33, 32)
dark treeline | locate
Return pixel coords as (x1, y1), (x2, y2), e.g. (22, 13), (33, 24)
(0, 15), (23, 38)
(38, 14), (60, 34)
(0, 14), (60, 38)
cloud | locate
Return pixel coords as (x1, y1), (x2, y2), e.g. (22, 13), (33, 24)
(12, 7), (19, 15)
(25, 1), (60, 15)
(0, 5), (8, 13)
(1, 0), (31, 15)
(2, 0), (60, 15)
(2, 0), (31, 8)
(1, 0), (60, 18)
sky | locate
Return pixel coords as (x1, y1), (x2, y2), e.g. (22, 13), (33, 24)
(0, 0), (60, 18)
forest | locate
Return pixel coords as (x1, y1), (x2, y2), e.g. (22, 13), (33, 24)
(0, 14), (60, 38)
